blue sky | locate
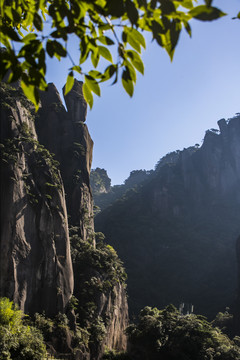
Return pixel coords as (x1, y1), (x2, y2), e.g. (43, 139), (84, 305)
(46, 0), (240, 185)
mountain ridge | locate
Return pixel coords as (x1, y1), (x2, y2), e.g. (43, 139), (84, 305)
(94, 115), (240, 319)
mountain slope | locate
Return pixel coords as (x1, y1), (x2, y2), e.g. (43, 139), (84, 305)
(95, 116), (240, 319)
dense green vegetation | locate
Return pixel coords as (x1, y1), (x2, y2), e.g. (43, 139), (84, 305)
(2, 296), (239, 360)
(0, 227), (128, 359)
(69, 227), (127, 356)
(104, 305), (240, 360)
(0, 298), (47, 360)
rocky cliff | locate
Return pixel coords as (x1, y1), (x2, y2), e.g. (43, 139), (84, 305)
(95, 115), (240, 319)
(0, 81), (128, 358)
(36, 80), (94, 243)
(0, 83), (73, 317)
(91, 168), (153, 212)
(151, 117), (240, 216)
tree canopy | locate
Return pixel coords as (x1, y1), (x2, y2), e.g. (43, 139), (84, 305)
(0, 0), (237, 109)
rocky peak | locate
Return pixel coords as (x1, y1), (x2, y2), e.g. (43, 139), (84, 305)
(36, 81), (94, 242)
(218, 118), (228, 134)
(63, 79), (87, 123)
(90, 168), (112, 195)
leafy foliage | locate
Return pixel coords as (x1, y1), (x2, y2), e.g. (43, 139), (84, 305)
(0, 0), (228, 108)
(124, 305), (240, 360)
(69, 226), (127, 354)
(0, 298), (47, 360)
(70, 227), (127, 295)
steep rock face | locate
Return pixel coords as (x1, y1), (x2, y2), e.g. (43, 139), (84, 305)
(36, 81), (94, 242)
(151, 118), (240, 216)
(99, 283), (128, 352)
(70, 230), (129, 359)
(91, 168), (153, 212)
(233, 235), (240, 334)
(36, 81), (129, 357)
(95, 116), (240, 318)
(90, 168), (111, 195)
(0, 84), (73, 316)
(0, 81), (129, 358)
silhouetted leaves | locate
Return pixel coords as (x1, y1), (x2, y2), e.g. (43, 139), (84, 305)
(189, 5), (226, 21)
(0, 0), (232, 108)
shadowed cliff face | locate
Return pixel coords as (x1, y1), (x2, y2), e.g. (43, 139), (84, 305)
(95, 116), (240, 319)
(148, 118), (240, 217)
(36, 80), (128, 356)
(0, 84), (73, 316)
(0, 82), (128, 358)
(36, 80), (94, 242)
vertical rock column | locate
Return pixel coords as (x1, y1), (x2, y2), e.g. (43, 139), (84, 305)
(0, 85), (73, 316)
(36, 80), (94, 243)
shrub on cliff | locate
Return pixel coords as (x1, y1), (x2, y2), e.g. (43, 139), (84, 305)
(0, 297), (47, 360)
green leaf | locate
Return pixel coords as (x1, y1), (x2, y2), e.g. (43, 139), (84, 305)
(82, 83), (93, 109)
(100, 65), (117, 82)
(4, 7), (14, 21)
(64, 71), (74, 95)
(105, 0), (125, 17)
(126, 0), (139, 25)
(129, 28), (146, 49)
(98, 36), (115, 45)
(126, 50), (144, 74)
(179, 0), (194, 10)
(52, 41), (67, 57)
(80, 37), (90, 64)
(7, 67), (22, 83)
(91, 49), (100, 68)
(183, 21), (192, 37)
(124, 60), (136, 83)
(88, 70), (103, 79)
(50, 28), (68, 41)
(125, 28), (141, 52)
(122, 68), (134, 97)
(22, 33), (37, 44)
(71, 65), (82, 74)
(21, 81), (39, 110)
(98, 46), (113, 62)
(1, 25), (21, 42)
(189, 5), (226, 21)
(111, 67), (118, 85)
(46, 40), (54, 57)
(33, 13), (43, 31)
(12, 8), (21, 22)
(160, 1), (176, 14)
(85, 75), (101, 96)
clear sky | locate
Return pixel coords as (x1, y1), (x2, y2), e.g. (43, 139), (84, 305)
(46, 0), (240, 185)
